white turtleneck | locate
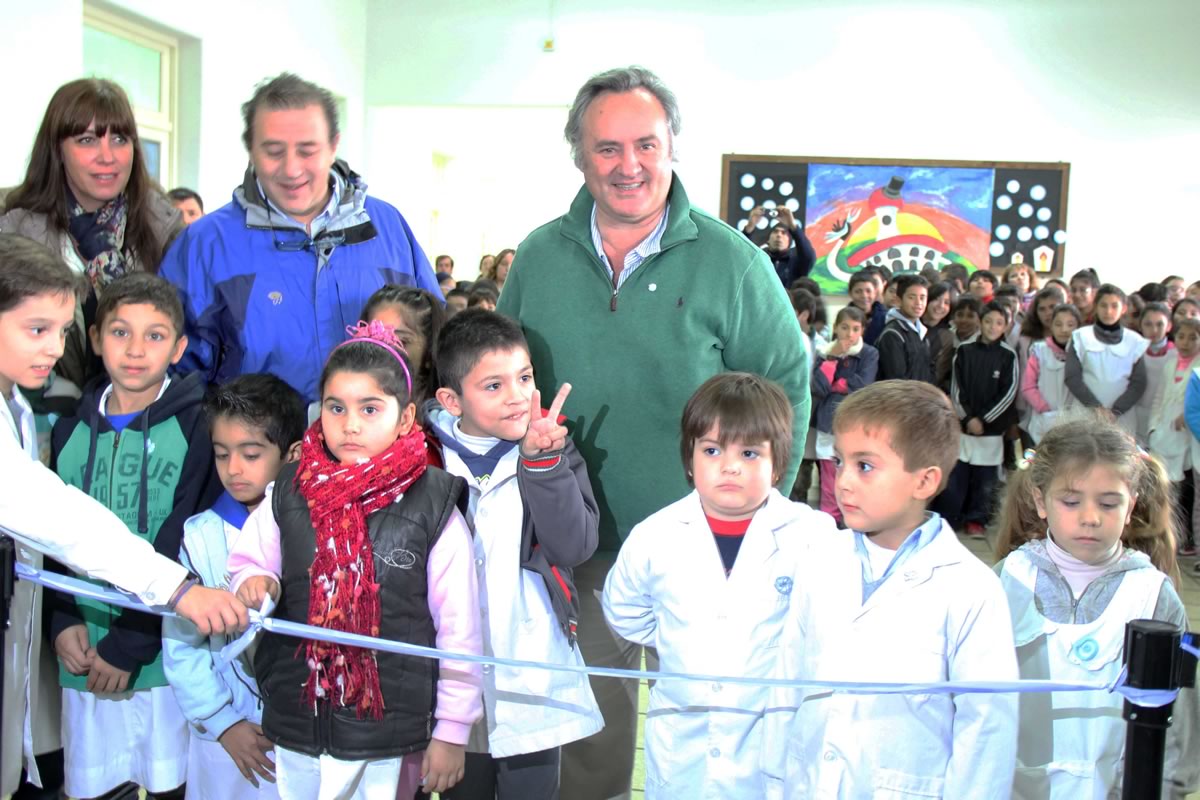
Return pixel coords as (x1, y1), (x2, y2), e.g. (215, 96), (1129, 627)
(1044, 533), (1123, 599)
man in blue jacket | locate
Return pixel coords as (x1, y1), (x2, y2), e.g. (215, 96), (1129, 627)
(160, 73), (440, 402)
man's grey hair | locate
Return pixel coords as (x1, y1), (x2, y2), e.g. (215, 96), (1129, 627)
(564, 66), (681, 170)
(242, 73), (340, 151)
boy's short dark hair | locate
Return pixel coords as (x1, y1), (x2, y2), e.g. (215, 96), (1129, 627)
(848, 271), (875, 291)
(166, 187), (203, 211)
(968, 269), (998, 288)
(0, 233), (81, 314)
(204, 373), (306, 456)
(940, 263), (969, 289)
(680, 372), (793, 485)
(993, 284), (1021, 300)
(1095, 283), (1126, 305)
(811, 295), (827, 327)
(1070, 268), (1100, 290)
(789, 288), (816, 318)
(789, 276), (821, 297)
(833, 380), (959, 491)
(93, 272), (185, 336)
(892, 273), (929, 298)
(981, 299), (1010, 324)
(435, 308), (529, 394)
(467, 286), (499, 307)
(445, 288), (469, 302)
(953, 295), (984, 318)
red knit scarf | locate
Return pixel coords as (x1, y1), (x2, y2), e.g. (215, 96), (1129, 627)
(295, 420), (429, 717)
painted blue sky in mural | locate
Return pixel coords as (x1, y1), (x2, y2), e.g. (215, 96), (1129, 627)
(807, 164), (994, 229)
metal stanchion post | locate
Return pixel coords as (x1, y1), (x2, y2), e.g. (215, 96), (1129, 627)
(1121, 619), (1182, 800)
(0, 535), (16, 785)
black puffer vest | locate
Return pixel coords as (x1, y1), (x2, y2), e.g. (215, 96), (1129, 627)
(256, 461), (468, 760)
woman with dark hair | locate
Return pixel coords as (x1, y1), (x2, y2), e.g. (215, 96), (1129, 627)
(485, 247), (516, 290)
(922, 281), (957, 374)
(0, 78), (182, 397)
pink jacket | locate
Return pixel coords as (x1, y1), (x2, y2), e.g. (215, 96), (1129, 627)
(228, 484), (483, 745)
(1021, 337), (1067, 414)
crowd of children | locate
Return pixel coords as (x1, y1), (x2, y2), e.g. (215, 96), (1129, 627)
(0, 224), (1198, 800)
(793, 263), (1200, 570)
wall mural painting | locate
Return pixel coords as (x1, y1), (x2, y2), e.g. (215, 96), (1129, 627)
(721, 156), (1070, 294)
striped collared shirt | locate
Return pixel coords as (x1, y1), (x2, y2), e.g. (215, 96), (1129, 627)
(855, 511), (943, 602)
(589, 202), (670, 292)
(256, 172), (342, 237)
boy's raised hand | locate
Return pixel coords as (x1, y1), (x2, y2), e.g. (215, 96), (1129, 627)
(519, 383), (572, 458)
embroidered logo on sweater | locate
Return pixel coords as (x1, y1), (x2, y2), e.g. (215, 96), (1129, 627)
(775, 576), (793, 595)
(376, 548), (416, 570)
(269, 291), (283, 306)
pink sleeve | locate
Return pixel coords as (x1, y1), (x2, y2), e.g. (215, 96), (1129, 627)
(227, 485), (283, 593)
(426, 508), (483, 744)
(1021, 351), (1051, 413)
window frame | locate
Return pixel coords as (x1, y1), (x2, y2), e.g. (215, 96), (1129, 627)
(83, 5), (179, 189)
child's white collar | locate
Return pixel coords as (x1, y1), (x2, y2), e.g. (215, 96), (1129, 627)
(98, 375), (171, 416)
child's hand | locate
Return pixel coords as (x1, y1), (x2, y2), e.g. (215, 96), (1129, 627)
(54, 624), (93, 675)
(420, 739), (465, 794)
(1175, 414), (1187, 431)
(85, 651), (130, 694)
(519, 383), (572, 458)
(966, 418), (984, 435)
(236, 575), (280, 610)
(218, 720), (276, 787)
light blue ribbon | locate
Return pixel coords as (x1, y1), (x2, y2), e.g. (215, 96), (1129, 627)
(15, 563), (1187, 707)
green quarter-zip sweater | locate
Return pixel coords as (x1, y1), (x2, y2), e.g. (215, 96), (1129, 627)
(49, 371), (221, 691)
(497, 176), (809, 551)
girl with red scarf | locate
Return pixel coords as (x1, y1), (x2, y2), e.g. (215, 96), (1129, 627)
(228, 321), (482, 798)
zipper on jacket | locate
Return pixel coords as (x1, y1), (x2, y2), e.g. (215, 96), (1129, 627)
(110, 431), (120, 502)
(610, 288), (618, 312)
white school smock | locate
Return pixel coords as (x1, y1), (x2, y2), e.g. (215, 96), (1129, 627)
(778, 519), (1018, 800)
(1026, 339), (1070, 444)
(1148, 350), (1194, 480)
(439, 445), (603, 758)
(602, 489), (836, 800)
(1137, 346), (1175, 447)
(999, 549), (1163, 799)
(1071, 326), (1148, 436)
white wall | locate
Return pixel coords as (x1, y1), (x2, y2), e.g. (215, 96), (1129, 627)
(0, 0), (368, 212)
(0, 0), (84, 189)
(3, 0), (1196, 291)
(362, 0), (1200, 289)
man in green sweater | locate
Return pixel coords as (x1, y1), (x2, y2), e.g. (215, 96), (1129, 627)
(496, 65), (809, 800)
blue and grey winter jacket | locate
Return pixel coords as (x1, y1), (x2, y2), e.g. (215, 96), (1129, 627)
(162, 494), (264, 741)
(160, 160), (440, 401)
